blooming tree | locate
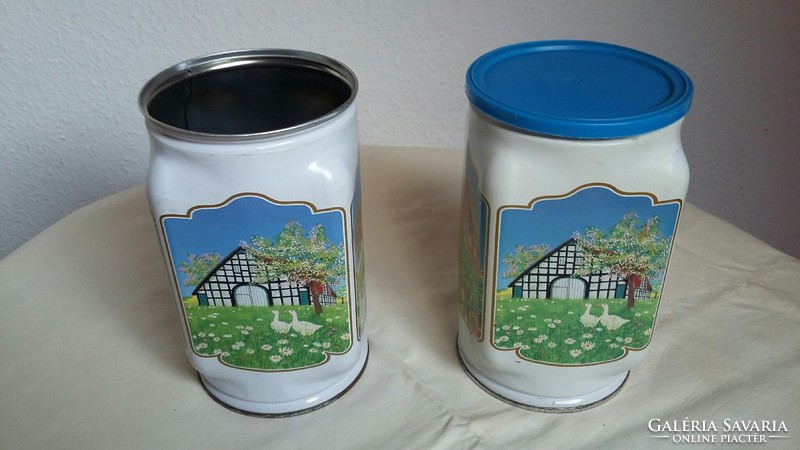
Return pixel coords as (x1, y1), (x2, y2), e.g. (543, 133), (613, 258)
(179, 252), (222, 287)
(245, 220), (345, 316)
(502, 244), (551, 280)
(573, 211), (670, 309)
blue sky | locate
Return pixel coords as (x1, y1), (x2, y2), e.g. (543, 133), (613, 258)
(163, 195), (345, 296)
(497, 186), (680, 286)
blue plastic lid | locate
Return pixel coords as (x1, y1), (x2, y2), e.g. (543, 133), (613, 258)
(466, 40), (693, 139)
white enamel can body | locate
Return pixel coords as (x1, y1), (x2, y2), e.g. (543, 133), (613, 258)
(456, 41), (693, 411)
(141, 50), (368, 416)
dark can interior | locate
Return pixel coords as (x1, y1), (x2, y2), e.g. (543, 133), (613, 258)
(147, 64), (353, 135)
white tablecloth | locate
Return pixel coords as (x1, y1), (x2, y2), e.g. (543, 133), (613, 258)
(2, 146), (798, 449)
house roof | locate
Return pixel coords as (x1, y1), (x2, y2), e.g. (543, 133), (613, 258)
(630, 274), (653, 291)
(506, 237), (654, 289)
(190, 246), (339, 296)
(309, 280), (337, 297)
(191, 246), (247, 295)
(506, 238), (576, 287)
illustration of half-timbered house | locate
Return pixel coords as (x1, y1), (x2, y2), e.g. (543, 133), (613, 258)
(507, 238), (652, 301)
(191, 246), (337, 307)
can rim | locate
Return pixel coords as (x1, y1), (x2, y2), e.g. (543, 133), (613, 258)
(139, 49), (358, 142)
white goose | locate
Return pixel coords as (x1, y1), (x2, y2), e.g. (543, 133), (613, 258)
(580, 303), (600, 328)
(270, 310), (291, 334)
(599, 303), (630, 331)
(289, 310), (323, 336)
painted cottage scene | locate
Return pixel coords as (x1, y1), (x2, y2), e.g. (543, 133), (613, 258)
(162, 195), (353, 371)
(506, 237), (654, 305)
(191, 246), (340, 309)
(493, 186), (681, 366)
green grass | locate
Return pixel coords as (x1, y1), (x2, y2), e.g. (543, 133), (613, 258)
(493, 296), (657, 365)
(186, 304), (351, 371)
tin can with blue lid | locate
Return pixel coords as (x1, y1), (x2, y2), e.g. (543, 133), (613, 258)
(140, 49), (368, 416)
(456, 40), (693, 411)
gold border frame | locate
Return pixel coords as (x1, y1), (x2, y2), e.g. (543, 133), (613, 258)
(489, 182), (683, 367)
(158, 192), (354, 373)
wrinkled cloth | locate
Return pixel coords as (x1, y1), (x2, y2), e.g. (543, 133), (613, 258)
(2, 146), (798, 449)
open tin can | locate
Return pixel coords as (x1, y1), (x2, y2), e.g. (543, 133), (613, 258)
(140, 49), (368, 416)
(456, 41), (692, 411)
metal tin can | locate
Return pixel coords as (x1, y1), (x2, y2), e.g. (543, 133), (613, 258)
(456, 41), (692, 411)
(140, 49), (368, 416)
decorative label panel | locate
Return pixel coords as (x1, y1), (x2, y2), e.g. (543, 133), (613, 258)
(160, 194), (354, 371)
(493, 184), (681, 366)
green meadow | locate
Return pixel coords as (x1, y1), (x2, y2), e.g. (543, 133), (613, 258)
(185, 304), (351, 370)
(493, 290), (657, 365)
